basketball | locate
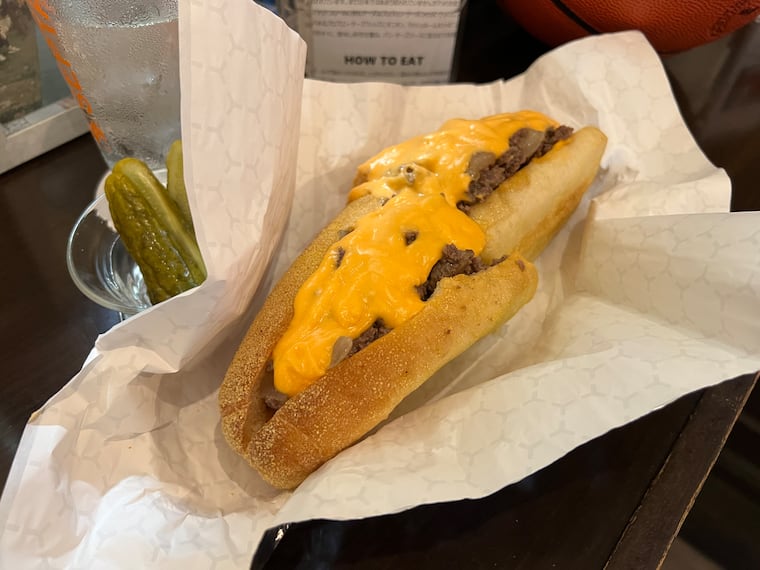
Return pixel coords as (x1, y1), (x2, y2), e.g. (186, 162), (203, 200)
(499, 0), (760, 53)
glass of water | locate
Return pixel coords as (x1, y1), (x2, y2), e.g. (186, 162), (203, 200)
(26, 0), (180, 170)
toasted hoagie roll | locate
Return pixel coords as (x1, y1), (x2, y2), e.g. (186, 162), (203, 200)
(220, 111), (607, 489)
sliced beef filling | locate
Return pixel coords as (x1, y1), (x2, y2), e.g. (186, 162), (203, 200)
(417, 244), (491, 301)
(349, 318), (392, 356)
(334, 246), (346, 268)
(535, 125), (574, 158)
(261, 362), (288, 410)
(459, 125), (573, 212)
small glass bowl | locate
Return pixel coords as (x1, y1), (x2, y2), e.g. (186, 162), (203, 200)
(66, 193), (151, 316)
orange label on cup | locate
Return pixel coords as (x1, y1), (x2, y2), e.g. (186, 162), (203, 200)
(26, 0), (110, 147)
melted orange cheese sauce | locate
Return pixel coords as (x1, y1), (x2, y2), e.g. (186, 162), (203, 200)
(272, 111), (558, 397)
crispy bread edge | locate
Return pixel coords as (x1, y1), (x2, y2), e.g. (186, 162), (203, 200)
(218, 195), (384, 456)
(249, 254), (538, 489)
(471, 126), (608, 262)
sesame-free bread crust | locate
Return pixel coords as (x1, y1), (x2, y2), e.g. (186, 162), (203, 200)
(471, 126), (608, 262)
(248, 255), (537, 489)
(218, 195), (384, 457)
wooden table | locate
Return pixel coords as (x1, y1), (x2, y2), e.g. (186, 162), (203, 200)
(1, 5), (758, 569)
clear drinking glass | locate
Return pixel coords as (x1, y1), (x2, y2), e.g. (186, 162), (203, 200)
(26, 0), (181, 169)
(66, 193), (151, 316)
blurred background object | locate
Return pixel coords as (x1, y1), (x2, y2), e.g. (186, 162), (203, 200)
(0, 0), (87, 174)
(499, 0), (760, 53)
(277, 0), (466, 84)
(665, 18), (760, 212)
(0, 0), (41, 122)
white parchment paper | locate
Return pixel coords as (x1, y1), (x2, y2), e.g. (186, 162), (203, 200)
(1, 1), (759, 567)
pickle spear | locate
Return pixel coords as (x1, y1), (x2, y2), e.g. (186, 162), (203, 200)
(105, 158), (207, 304)
(166, 139), (195, 234)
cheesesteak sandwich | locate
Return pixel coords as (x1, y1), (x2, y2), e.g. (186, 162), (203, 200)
(219, 111), (607, 489)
